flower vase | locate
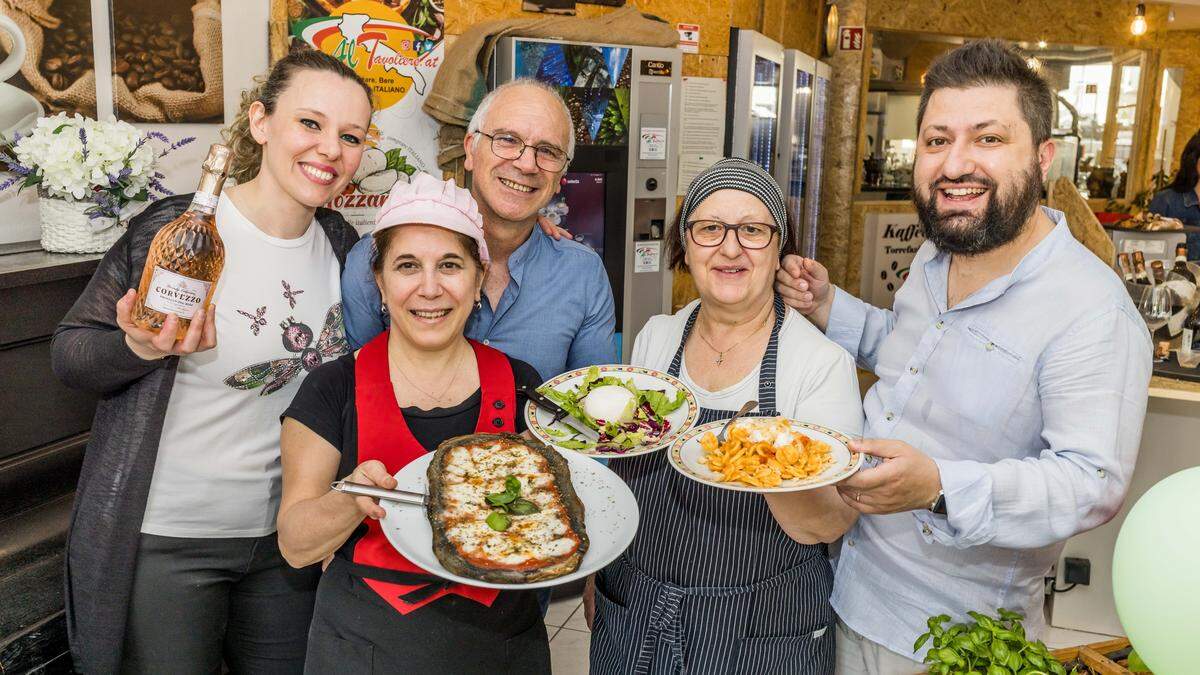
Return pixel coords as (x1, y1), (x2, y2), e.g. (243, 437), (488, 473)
(39, 190), (125, 254)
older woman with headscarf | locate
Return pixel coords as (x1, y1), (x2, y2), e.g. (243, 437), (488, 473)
(586, 159), (864, 674)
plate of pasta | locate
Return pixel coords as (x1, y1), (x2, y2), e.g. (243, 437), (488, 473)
(668, 417), (862, 492)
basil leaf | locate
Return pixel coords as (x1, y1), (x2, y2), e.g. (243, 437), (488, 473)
(997, 608), (1023, 622)
(508, 498), (541, 515)
(914, 633), (931, 652)
(486, 511), (510, 531)
(937, 648), (960, 666)
(505, 475), (521, 494)
(986, 665), (1009, 675)
(486, 491), (517, 506)
(991, 639), (1010, 662)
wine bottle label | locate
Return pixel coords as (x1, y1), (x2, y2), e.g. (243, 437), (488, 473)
(145, 266), (212, 318)
(191, 191), (219, 213)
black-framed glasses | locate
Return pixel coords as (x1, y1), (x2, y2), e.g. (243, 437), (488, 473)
(686, 220), (777, 249)
(476, 131), (570, 172)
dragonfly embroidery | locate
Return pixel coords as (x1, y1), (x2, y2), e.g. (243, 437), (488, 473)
(282, 280), (304, 309)
(224, 303), (347, 396)
(236, 306), (268, 335)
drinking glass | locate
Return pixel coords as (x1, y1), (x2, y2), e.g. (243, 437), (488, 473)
(1138, 284), (1172, 333)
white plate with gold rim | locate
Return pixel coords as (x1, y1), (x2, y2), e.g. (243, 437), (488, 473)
(524, 365), (699, 459)
(668, 418), (862, 493)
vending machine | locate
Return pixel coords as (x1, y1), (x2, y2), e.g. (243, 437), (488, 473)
(802, 59), (832, 259)
(775, 49), (816, 254)
(726, 29), (785, 174)
(490, 37), (683, 362)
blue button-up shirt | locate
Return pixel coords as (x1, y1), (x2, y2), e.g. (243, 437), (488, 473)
(341, 227), (617, 380)
(1148, 187), (1200, 260)
(827, 207), (1152, 660)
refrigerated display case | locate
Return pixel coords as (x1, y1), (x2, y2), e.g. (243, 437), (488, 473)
(776, 50), (815, 254)
(726, 29), (785, 174)
(803, 59), (832, 259)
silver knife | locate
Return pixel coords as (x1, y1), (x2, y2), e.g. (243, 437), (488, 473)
(519, 384), (601, 442)
(331, 480), (428, 506)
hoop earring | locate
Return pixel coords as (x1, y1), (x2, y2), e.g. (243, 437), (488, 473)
(473, 299), (482, 311)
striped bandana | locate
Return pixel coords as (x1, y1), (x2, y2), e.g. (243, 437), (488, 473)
(678, 157), (789, 252)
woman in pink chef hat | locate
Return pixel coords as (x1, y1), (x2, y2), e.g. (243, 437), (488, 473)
(277, 173), (552, 673)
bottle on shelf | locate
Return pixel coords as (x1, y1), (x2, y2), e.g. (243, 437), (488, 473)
(1133, 253), (1152, 286)
(1151, 260), (1167, 285)
(1118, 252), (1135, 282)
(1170, 243), (1196, 284)
(132, 144), (231, 340)
(1184, 302), (1200, 356)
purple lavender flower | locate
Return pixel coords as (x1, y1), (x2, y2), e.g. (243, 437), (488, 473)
(79, 128), (88, 161)
(149, 176), (173, 196)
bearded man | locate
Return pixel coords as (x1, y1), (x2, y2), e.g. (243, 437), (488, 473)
(776, 39), (1152, 673)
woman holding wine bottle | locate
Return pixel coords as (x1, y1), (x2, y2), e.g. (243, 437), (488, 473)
(51, 48), (373, 675)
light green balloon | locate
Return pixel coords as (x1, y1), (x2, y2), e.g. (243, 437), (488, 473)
(1112, 466), (1200, 673)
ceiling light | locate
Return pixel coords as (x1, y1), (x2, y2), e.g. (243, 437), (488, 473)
(1026, 57), (1041, 71)
(1037, 40), (1048, 49)
(1131, 3), (1148, 36)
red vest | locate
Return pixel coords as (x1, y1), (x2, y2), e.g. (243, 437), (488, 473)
(352, 331), (515, 614)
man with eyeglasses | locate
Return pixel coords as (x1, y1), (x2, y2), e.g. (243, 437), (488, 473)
(341, 77), (617, 380)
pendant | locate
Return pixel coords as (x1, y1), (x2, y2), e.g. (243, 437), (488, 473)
(715, 352), (724, 365)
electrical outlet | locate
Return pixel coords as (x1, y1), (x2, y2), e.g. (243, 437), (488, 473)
(1064, 557), (1091, 586)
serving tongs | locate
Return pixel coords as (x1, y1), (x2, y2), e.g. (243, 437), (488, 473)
(518, 383), (600, 442)
(331, 480), (428, 506)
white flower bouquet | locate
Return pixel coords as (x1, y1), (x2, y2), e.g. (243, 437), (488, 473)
(0, 113), (194, 252)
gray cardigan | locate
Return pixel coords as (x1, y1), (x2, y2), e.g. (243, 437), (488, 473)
(51, 194), (357, 674)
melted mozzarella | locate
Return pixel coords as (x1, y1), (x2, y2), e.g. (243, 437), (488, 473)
(436, 441), (579, 568)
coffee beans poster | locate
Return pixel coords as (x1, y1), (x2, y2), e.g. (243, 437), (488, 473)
(0, 0), (97, 129)
(111, 0), (223, 122)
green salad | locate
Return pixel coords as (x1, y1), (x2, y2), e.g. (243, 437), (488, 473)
(537, 367), (687, 453)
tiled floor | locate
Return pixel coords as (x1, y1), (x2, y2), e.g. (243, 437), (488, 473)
(543, 595), (1122, 673)
(547, 594), (590, 675)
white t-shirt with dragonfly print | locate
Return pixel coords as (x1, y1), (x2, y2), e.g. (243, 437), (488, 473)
(142, 193), (347, 538)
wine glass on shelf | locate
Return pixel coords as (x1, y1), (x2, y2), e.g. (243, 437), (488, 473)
(1138, 284), (1172, 333)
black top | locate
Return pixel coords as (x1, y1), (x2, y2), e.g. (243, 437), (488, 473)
(283, 351), (543, 558)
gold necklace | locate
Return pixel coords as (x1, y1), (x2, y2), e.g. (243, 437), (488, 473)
(390, 343), (467, 404)
(694, 308), (772, 366)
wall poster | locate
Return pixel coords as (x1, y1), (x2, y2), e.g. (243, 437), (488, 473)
(275, 0), (445, 234)
(111, 0), (224, 123)
(860, 211), (924, 308)
(0, 0), (225, 246)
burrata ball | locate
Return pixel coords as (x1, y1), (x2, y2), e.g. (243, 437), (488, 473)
(583, 385), (636, 423)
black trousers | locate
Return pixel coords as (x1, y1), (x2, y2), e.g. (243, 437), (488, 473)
(121, 532), (320, 675)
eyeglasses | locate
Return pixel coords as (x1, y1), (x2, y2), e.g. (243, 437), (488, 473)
(686, 220), (777, 249)
(476, 131), (570, 172)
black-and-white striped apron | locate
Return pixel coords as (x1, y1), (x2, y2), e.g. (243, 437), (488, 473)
(590, 295), (835, 675)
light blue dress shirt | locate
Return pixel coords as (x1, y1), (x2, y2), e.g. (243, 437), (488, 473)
(341, 227), (617, 380)
(826, 207), (1152, 660)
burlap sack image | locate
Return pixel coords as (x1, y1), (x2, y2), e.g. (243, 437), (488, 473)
(0, 0), (98, 120)
(112, 0), (222, 122)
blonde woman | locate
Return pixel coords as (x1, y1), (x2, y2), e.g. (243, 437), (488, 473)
(52, 49), (372, 674)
